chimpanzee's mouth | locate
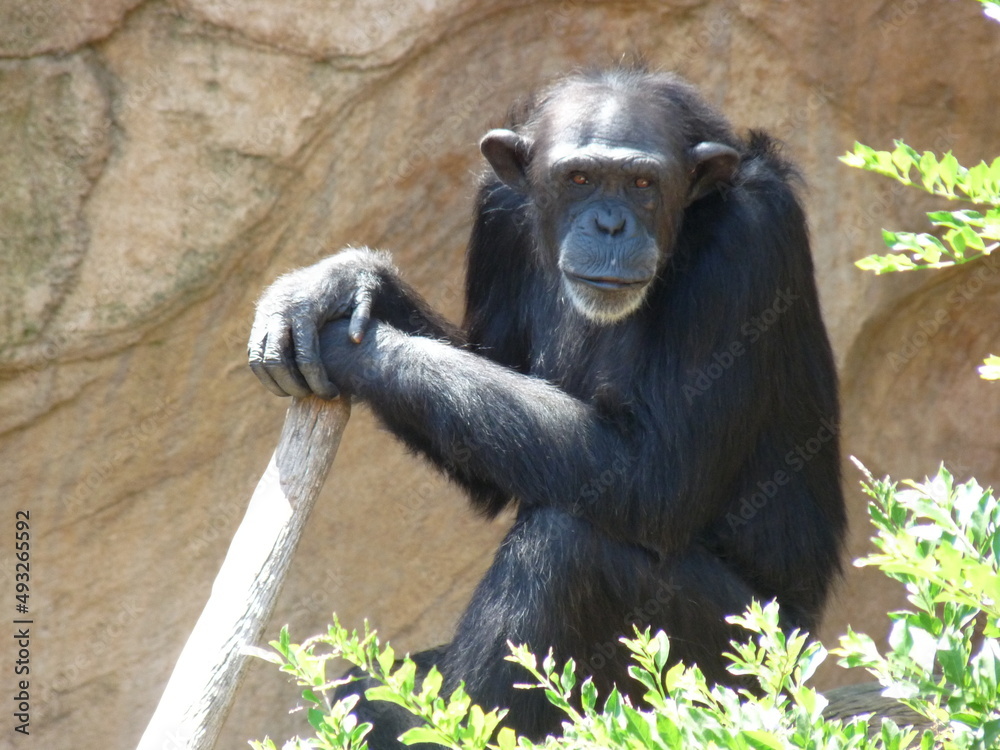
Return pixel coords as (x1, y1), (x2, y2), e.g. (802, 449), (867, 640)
(564, 272), (651, 291)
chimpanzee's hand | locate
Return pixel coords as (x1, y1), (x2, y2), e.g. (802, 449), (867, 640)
(248, 247), (397, 398)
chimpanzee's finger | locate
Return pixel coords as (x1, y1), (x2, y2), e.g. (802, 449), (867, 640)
(292, 318), (339, 399)
(348, 285), (374, 344)
(248, 318), (294, 397)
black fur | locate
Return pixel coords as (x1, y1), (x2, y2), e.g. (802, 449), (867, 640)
(250, 68), (845, 747)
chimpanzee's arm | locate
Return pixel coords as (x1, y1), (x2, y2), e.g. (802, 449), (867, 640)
(320, 318), (608, 496)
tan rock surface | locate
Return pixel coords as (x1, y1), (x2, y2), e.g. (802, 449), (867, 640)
(1, 2), (998, 747)
(0, 0), (144, 57)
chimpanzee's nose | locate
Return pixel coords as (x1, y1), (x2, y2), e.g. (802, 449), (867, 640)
(594, 209), (627, 236)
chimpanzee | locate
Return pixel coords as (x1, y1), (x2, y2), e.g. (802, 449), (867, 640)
(248, 67), (845, 746)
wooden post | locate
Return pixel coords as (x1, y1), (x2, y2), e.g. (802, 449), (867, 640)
(137, 395), (351, 750)
(823, 681), (931, 732)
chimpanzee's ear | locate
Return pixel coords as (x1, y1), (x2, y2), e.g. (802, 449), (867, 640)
(687, 142), (740, 203)
(480, 129), (533, 192)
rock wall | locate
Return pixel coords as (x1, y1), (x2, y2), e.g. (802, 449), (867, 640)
(1, 1), (998, 747)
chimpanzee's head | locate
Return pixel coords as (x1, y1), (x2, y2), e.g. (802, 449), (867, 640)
(480, 70), (741, 323)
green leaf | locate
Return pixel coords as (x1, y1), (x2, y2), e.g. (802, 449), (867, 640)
(603, 685), (623, 718)
(561, 656), (577, 693)
(834, 629), (883, 670)
(662, 660), (687, 693)
(950, 227), (969, 260)
(960, 224), (986, 252)
(950, 711), (981, 727)
(991, 154), (1000, 181)
(920, 150), (940, 192)
(940, 152), (960, 195)
(743, 729), (786, 750)
(377, 644), (396, 676)
(652, 629), (672, 672)
(247, 644), (286, 666)
(892, 142), (915, 177)
(495, 726), (517, 750)
(364, 685), (411, 709)
(927, 209), (961, 228)
(468, 704), (486, 740)
(937, 640), (969, 685)
(580, 677), (598, 712)
(624, 708), (658, 747)
(966, 162), (990, 200)
(840, 142), (874, 169)
(983, 719), (1000, 750)
(795, 641), (828, 684)
(398, 726), (449, 746)
(542, 650), (556, 677)
(419, 666), (443, 699)
(855, 253), (917, 273)
(543, 688), (565, 709)
(628, 663), (660, 696)
(307, 706), (327, 732)
(917, 233), (946, 263)
(876, 148), (898, 176)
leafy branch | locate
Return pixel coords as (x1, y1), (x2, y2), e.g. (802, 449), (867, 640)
(248, 618), (509, 750)
(251, 600), (933, 750)
(835, 462), (1000, 750)
(841, 141), (1000, 274)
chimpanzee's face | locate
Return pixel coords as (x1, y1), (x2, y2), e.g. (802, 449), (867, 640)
(480, 83), (739, 324)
